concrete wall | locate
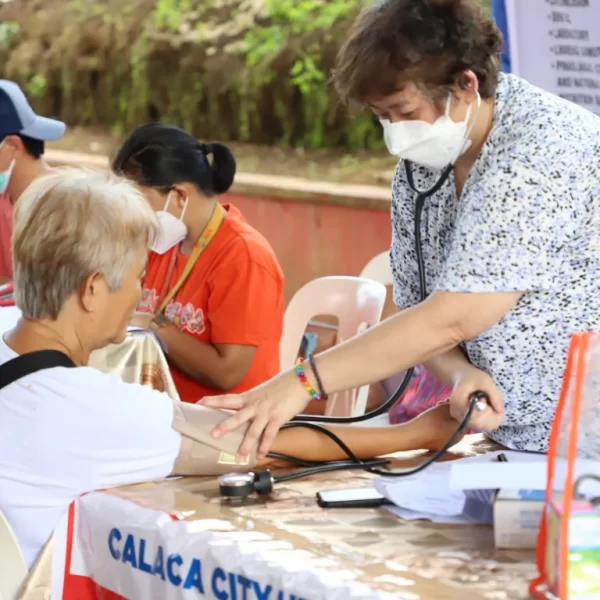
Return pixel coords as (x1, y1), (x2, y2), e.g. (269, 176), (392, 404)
(225, 191), (391, 303)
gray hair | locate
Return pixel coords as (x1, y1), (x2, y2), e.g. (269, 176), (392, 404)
(13, 169), (157, 319)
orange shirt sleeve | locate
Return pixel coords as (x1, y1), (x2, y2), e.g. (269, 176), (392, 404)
(207, 250), (283, 346)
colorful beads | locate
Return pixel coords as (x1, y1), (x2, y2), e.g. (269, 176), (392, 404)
(295, 358), (323, 401)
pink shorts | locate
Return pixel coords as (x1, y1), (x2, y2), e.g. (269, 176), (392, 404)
(388, 364), (452, 424)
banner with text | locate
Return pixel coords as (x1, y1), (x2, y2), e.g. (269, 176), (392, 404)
(506, 0), (600, 115)
(52, 492), (393, 600)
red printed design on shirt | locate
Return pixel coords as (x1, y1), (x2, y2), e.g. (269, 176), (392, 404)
(138, 287), (205, 335)
(164, 301), (205, 335)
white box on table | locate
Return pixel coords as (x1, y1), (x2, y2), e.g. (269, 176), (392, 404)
(493, 489), (544, 549)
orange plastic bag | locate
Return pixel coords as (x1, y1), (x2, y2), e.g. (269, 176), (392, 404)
(530, 332), (600, 600)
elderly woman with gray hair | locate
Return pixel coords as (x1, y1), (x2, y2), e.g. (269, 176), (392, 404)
(0, 169), (460, 569)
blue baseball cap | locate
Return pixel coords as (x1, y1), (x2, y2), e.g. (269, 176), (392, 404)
(0, 80), (65, 141)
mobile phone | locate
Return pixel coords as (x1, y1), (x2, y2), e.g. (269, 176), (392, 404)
(316, 486), (388, 508)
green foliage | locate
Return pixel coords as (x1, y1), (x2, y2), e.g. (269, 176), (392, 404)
(26, 73), (47, 98)
(104, 0), (372, 149)
(154, 0), (191, 30)
(0, 21), (20, 50)
(0, 0), (492, 151)
(242, 0), (371, 149)
(245, 0), (356, 63)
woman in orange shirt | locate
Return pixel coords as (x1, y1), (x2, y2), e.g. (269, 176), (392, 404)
(113, 123), (285, 403)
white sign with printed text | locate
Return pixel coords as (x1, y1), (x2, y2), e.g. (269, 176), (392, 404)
(505, 0), (600, 115)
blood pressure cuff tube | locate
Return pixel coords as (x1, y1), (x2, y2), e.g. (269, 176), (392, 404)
(170, 402), (258, 476)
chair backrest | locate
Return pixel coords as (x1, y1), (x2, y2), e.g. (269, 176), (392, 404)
(281, 276), (386, 417)
(359, 251), (394, 287)
(0, 509), (28, 600)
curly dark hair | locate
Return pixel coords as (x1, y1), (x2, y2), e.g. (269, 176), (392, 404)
(333, 0), (503, 105)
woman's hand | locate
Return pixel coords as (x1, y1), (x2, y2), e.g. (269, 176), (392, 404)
(450, 364), (504, 432)
(199, 370), (311, 460)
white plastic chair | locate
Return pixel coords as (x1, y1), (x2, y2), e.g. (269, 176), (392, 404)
(281, 276), (386, 417)
(359, 250), (408, 423)
(0, 510), (28, 599)
(360, 251), (393, 286)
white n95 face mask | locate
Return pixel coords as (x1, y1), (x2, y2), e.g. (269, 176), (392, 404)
(151, 192), (188, 255)
(381, 92), (481, 171)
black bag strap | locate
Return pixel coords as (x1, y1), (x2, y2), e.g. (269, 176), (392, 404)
(0, 350), (76, 391)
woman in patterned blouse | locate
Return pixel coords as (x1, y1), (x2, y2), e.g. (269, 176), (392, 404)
(203, 0), (600, 459)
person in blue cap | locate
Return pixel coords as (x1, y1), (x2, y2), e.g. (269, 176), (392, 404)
(0, 80), (66, 283)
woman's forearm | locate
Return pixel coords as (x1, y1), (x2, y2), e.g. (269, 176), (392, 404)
(260, 403), (461, 467)
(310, 299), (461, 399)
(423, 346), (472, 388)
(158, 325), (226, 389)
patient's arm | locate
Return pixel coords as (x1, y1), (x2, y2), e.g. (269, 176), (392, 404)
(261, 403), (460, 468)
(170, 402), (461, 476)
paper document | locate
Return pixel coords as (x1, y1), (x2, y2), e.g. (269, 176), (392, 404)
(376, 450), (549, 525)
(386, 505), (485, 525)
(376, 461), (466, 517)
(383, 476), (466, 516)
(375, 453), (511, 524)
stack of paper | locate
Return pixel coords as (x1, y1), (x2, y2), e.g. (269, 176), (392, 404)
(375, 450), (547, 525)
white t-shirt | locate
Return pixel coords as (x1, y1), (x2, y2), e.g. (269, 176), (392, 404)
(0, 311), (182, 568)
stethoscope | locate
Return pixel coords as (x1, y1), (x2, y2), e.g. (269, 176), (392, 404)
(219, 103), (491, 501)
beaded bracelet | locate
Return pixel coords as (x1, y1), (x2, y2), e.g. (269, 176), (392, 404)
(307, 353), (328, 400)
(295, 357), (322, 401)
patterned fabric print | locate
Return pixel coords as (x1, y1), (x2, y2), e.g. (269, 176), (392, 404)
(164, 301), (206, 335)
(137, 288), (206, 335)
(88, 332), (181, 401)
(390, 74), (600, 452)
(388, 364), (452, 424)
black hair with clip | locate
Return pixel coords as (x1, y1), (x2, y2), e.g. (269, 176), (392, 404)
(112, 123), (236, 196)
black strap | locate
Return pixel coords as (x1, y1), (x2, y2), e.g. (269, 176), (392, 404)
(0, 350), (76, 391)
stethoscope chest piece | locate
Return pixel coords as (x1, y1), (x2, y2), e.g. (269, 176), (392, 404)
(218, 470), (274, 502)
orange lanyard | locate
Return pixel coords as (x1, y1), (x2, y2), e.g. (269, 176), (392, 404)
(155, 203), (226, 315)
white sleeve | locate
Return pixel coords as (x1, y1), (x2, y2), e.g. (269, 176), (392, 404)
(88, 374), (182, 490)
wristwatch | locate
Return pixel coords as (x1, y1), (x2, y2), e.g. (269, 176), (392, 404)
(150, 314), (171, 330)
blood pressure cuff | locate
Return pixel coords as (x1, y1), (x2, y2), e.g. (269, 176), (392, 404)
(171, 402), (258, 476)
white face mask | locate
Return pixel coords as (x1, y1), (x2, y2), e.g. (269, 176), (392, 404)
(0, 139), (15, 195)
(151, 192), (188, 255)
(381, 92), (481, 171)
